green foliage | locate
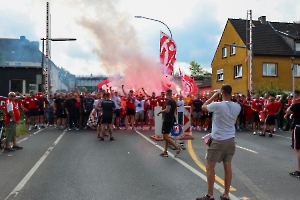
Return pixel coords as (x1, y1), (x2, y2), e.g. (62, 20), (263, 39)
(79, 86), (87, 93)
(253, 81), (284, 97)
(189, 60), (210, 77)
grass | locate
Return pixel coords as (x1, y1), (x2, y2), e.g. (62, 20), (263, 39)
(16, 121), (29, 137)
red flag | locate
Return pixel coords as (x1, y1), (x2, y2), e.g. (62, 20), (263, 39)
(179, 68), (198, 95)
(96, 79), (110, 92)
(160, 31), (176, 75)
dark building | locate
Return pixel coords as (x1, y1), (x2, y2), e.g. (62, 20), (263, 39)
(0, 36), (43, 96)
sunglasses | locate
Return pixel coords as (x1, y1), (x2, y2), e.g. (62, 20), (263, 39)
(10, 95), (16, 97)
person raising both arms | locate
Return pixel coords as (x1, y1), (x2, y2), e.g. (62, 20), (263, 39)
(122, 85), (136, 131)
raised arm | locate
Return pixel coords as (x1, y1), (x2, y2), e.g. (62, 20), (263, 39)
(122, 85), (127, 96)
(142, 88), (150, 97)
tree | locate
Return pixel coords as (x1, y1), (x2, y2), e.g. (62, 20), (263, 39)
(189, 61), (210, 77)
(79, 86), (87, 93)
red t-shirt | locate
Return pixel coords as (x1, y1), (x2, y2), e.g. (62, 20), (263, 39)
(148, 96), (158, 110)
(251, 99), (263, 113)
(265, 102), (277, 115)
(294, 98), (300, 103)
(22, 98), (31, 111)
(29, 96), (39, 109)
(275, 101), (282, 111)
(157, 97), (168, 108)
(126, 96), (135, 109)
(243, 99), (253, 114)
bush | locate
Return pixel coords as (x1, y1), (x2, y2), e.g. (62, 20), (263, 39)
(253, 81), (284, 97)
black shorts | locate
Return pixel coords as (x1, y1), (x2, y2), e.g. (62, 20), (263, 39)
(293, 126), (300, 149)
(253, 112), (260, 123)
(161, 121), (173, 134)
(114, 109), (121, 118)
(29, 108), (39, 117)
(39, 110), (44, 116)
(24, 112), (30, 118)
(265, 114), (276, 125)
(126, 108), (135, 116)
(101, 116), (112, 124)
(97, 116), (102, 124)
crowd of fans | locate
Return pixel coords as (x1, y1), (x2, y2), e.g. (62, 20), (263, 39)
(12, 87), (299, 137)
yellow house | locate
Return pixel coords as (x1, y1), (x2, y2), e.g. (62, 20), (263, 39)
(211, 16), (300, 95)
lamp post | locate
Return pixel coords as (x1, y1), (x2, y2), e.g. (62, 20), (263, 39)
(291, 56), (295, 93)
(134, 16), (172, 38)
(41, 38), (76, 93)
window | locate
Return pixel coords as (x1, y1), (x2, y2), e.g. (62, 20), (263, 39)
(217, 69), (224, 81)
(293, 64), (300, 76)
(296, 43), (300, 51)
(15, 63), (21, 66)
(26, 80), (36, 93)
(10, 80), (23, 92)
(234, 65), (242, 78)
(263, 63), (277, 76)
(230, 45), (236, 55)
(222, 47), (227, 58)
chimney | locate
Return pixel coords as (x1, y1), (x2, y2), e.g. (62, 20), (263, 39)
(258, 16), (267, 24)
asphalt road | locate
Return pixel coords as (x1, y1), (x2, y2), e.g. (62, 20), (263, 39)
(0, 126), (299, 200)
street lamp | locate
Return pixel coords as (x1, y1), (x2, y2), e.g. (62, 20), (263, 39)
(41, 38), (76, 93)
(291, 56), (295, 93)
(134, 16), (172, 38)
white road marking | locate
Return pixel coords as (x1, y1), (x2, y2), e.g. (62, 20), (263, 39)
(5, 129), (67, 200)
(236, 145), (258, 154)
(135, 131), (240, 200)
(273, 134), (292, 139)
(17, 129), (44, 143)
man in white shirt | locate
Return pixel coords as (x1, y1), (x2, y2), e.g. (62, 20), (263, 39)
(134, 95), (148, 131)
(176, 95), (184, 125)
(197, 84), (241, 200)
(112, 91), (121, 130)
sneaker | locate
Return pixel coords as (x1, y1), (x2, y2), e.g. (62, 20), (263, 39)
(37, 126), (41, 130)
(149, 127), (152, 130)
(99, 137), (104, 141)
(132, 127), (136, 131)
(253, 131), (256, 135)
(110, 137), (115, 141)
(274, 128), (276, 132)
(203, 128), (207, 131)
(13, 146), (23, 150)
(28, 125), (32, 131)
(34, 125), (37, 129)
(76, 127), (79, 131)
(289, 171), (300, 178)
(191, 126), (194, 130)
(124, 127), (128, 130)
(196, 195), (215, 200)
(236, 128), (242, 131)
(175, 148), (182, 157)
(113, 125), (116, 130)
(159, 152), (168, 157)
(84, 126), (87, 130)
(259, 133), (265, 137)
(141, 128), (144, 131)
(197, 126), (201, 131)
(68, 128), (72, 131)
(220, 194), (230, 200)
(4, 148), (15, 152)
(269, 134), (273, 137)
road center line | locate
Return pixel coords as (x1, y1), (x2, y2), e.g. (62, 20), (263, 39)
(5, 129), (67, 200)
(136, 131), (239, 200)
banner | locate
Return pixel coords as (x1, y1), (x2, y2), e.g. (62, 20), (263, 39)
(179, 69), (198, 95)
(160, 31), (176, 75)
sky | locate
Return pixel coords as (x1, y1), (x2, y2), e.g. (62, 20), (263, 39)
(0, 0), (300, 77)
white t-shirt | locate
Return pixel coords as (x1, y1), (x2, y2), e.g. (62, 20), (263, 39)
(135, 100), (145, 113)
(207, 101), (241, 140)
(7, 101), (13, 121)
(176, 100), (184, 112)
(112, 95), (121, 109)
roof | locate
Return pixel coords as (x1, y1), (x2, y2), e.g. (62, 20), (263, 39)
(229, 19), (300, 56)
(0, 36), (41, 63)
